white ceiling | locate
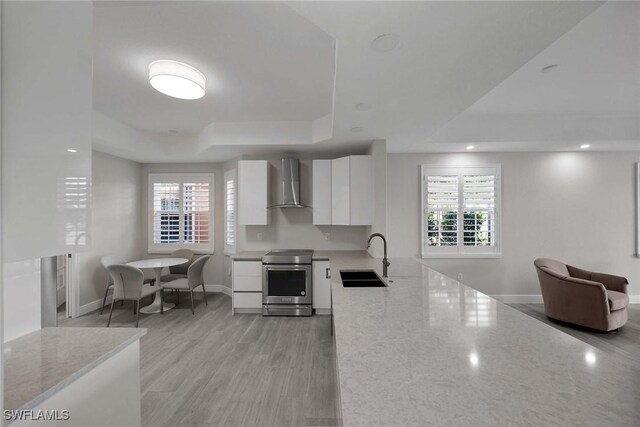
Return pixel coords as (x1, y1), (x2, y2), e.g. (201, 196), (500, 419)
(92, 0), (639, 162)
(423, 0), (640, 151)
(93, 1), (335, 134)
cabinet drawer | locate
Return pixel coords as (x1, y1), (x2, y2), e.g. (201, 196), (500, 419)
(233, 261), (262, 277)
(234, 276), (262, 292)
(233, 292), (262, 308)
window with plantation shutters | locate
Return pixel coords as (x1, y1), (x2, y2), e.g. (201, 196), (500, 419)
(422, 165), (501, 258)
(149, 174), (214, 253)
(224, 169), (237, 254)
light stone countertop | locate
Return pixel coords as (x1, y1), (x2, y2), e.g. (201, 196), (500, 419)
(230, 251), (266, 261)
(327, 252), (640, 426)
(4, 327), (146, 412)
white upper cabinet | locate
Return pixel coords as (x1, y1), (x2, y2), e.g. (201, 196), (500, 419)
(330, 155), (373, 226)
(312, 160), (332, 225)
(238, 160), (271, 225)
(348, 156), (373, 225)
(331, 157), (350, 225)
(2, 1), (93, 262)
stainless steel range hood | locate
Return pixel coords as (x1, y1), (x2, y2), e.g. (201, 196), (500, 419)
(270, 158), (308, 208)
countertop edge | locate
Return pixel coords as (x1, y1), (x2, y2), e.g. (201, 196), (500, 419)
(11, 328), (147, 415)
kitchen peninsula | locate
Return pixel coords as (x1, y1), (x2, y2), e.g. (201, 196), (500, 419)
(327, 253), (640, 426)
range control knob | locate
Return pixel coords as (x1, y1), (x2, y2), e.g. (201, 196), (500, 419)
(301, 291), (306, 296)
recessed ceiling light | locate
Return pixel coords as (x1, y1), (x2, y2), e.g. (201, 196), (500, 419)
(350, 126), (363, 133)
(371, 34), (401, 53)
(67, 149), (77, 153)
(540, 64), (559, 73)
(466, 145), (475, 150)
(149, 60), (206, 100)
(355, 102), (372, 111)
(580, 144), (590, 149)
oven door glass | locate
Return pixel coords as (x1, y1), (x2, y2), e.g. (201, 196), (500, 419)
(267, 269), (307, 297)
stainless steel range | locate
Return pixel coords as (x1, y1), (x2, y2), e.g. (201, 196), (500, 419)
(262, 249), (313, 316)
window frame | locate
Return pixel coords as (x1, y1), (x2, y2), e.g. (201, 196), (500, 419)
(148, 173), (214, 254)
(224, 169), (237, 255)
(421, 164), (502, 259)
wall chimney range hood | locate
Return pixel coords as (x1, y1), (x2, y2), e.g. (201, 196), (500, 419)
(270, 158), (308, 208)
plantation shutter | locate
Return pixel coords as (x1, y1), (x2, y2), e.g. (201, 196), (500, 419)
(224, 169), (237, 253)
(422, 165), (501, 258)
(149, 174), (214, 253)
(183, 181), (210, 244)
(425, 173), (459, 249)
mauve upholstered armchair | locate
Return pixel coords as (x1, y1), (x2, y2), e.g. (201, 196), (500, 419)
(534, 258), (629, 332)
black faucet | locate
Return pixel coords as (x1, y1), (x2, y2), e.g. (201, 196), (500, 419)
(367, 233), (390, 277)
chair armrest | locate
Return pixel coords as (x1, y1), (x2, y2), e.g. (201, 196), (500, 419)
(537, 267), (610, 323)
(590, 272), (628, 294)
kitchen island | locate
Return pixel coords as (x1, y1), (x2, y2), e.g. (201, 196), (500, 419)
(327, 253), (640, 426)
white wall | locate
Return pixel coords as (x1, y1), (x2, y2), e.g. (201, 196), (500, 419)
(140, 163), (225, 288)
(387, 151), (640, 297)
(77, 152), (144, 308)
(366, 140), (388, 258)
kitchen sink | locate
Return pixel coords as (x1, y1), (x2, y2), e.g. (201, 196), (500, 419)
(340, 270), (386, 287)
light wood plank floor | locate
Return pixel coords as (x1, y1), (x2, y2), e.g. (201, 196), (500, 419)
(59, 292), (341, 427)
(509, 303), (640, 363)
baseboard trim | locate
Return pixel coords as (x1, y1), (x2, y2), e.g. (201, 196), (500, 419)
(492, 294), (640, 304)
(196, 284), (231, 296)
(490, 295), (543, 304)
(78, 285), (231, 316)
(79, 296), (112, 316)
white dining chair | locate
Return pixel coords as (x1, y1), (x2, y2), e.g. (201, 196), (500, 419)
(161, 255), (210, 315)
(100, 255), (154, 314)
(160, 249), (195, 282)
(106, 264), (160, 327)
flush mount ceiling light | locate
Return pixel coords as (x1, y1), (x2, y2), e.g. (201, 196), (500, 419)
(466, 145), (475, 150)
(371, 34), (401, 52)
(149, 60), (206, 100)
(355, 102), (372, 111)
(580, 144), (591, 149)
(350, 126), (363, 133)
(540, 64), (559, 73)
(66, 149), (77, 153)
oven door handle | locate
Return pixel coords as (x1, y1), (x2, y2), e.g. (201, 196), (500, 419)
(263, 265), (310, 271)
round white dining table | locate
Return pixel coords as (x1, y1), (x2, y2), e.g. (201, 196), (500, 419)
(127, 258), (189, 314)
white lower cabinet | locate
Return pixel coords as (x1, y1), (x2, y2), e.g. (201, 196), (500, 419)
(313, 261), (332, 314)
(232, 260), (262, 314)
(233, 292), (262, 309)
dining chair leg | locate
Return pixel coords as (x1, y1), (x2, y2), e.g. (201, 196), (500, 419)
(176, 290), (180, 305)
(160, 290), (164, 315)
(189, 289), (195, 315)
(201, 283), (208, 305)
(100, 286), (110, 315)
(107, 299), (115, 327)
(135, 300), (140, 328)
